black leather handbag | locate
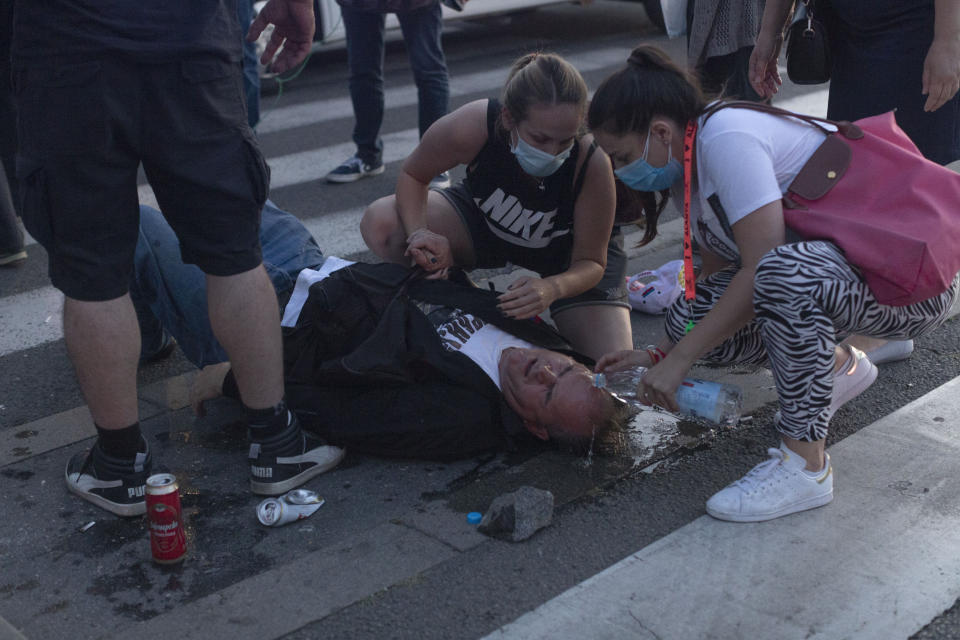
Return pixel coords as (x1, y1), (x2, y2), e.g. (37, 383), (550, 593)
(785, 0), (832, 85)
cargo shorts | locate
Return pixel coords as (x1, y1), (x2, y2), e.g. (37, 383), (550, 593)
(15, 55), (269, 301)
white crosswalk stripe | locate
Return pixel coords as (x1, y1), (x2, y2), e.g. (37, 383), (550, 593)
(0, 286), (63, 358)
(251, 46), (643, 135)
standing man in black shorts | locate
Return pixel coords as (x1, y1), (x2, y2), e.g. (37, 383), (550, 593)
(13, 0), (344, 517)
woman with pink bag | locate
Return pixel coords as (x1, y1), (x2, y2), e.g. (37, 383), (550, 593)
(587, 44), (960, 523)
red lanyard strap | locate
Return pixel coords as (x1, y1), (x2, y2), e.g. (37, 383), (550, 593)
(682, 120), (698, 332)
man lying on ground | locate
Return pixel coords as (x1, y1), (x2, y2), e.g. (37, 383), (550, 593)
(133, 203), (627, 468)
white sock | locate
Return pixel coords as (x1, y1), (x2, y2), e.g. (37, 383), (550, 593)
(802, 455), (828, 477)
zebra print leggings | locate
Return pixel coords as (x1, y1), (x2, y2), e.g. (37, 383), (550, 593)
(664, 241), (960, 442)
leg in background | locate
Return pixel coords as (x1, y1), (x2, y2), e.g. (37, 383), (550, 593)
(206, 264), (284, 410)
(398, 2), (450, 137)
(63, 295), (141, 430)
(342, 6), (387, 165)
(552, 304), (633, 362)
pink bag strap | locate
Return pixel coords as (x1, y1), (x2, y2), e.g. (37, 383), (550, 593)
(699, 100), (864, 140)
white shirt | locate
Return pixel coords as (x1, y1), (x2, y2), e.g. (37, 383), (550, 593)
(434, 310), (533, 389)
(673, 107), (832, 262)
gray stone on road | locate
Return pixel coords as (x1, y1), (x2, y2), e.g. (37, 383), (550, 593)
(478, 486), (555, 542)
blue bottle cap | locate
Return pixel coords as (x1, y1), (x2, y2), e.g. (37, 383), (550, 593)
(467, 511), (482, 524)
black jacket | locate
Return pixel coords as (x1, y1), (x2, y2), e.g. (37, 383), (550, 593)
(273, 263), (589, 460)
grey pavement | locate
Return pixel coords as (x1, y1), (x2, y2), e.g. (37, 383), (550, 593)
(487, 377), (960, 640)
(2, 3), (960, 639)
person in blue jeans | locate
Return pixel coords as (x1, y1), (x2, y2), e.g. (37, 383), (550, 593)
(133, 201), (325, 367)
(326, 0), (451, 187)
(134, 200), (627, 461)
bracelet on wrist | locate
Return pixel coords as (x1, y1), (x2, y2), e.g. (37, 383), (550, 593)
(645, 345), (667, 364)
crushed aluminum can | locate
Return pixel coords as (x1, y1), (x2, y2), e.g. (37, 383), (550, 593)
(256, 488), (325, 527)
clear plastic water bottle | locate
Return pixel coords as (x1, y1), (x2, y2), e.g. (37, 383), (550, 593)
(594, 366), (742, 427)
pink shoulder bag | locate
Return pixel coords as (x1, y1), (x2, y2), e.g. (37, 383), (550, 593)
(700, 102), (960, 306)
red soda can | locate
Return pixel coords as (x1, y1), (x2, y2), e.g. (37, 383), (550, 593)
(146, 473), (187, 564)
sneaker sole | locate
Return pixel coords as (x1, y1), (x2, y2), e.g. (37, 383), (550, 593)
(65, 470), (146, 518)
(706, 487), (834, 523)
(865, 339), (914, 365)
(326, 165), (385, 183)
(250, 446), (346, 496)
(0, 250), (27, 267)
(772, 353), (880, 427)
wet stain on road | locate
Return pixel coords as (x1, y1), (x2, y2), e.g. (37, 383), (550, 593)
(39, 600), (70, 615)
(196, 420), (246, 451)
(417, 407), (722, 515)
(0, 579), (40, 599)
(0, 469), (34, 481)
(114, 601), (161, 621)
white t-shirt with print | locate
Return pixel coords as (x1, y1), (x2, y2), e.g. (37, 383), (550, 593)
(671, 107), (832, 262)
(435, 310), (533, 389)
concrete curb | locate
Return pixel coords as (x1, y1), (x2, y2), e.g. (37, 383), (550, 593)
(0, 616), (27, 640)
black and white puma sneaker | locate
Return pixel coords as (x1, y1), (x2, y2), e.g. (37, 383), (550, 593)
(65, 442), (151, 517)
(248, 413), (344, 496)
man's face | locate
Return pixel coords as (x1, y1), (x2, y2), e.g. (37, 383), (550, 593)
(498, 347), (603, 441)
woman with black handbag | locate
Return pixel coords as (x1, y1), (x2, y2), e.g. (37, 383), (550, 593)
(749, 0), (960, 165)
(587, 44), (960, 523)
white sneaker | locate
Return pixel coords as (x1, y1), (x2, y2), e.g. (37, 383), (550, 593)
(829, 345), (877, 418)
(774, 344), (878, 427)
(706, 445), (833, 522)
(863, 339), (913, 365)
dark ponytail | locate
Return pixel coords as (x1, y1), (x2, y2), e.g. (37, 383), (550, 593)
(588, 44), (705, 246)
(588, 43), (705, 136)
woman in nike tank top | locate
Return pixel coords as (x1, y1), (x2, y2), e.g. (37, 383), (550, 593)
(360, 52), (633, 360)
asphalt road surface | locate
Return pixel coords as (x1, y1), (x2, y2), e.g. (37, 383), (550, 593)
(2, 3), (959, 638)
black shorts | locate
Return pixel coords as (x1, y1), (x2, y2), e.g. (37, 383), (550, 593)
(436, 181), (629, 315)
(15, 56), (268, 301)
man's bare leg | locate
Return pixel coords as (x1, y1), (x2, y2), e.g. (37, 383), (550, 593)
(63, 294), (152, 517)
(206, 264), (283, 409)
(63, 295), (140, 429)
(206, 264), (342, 496)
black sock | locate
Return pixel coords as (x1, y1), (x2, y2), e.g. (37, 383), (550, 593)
(246, 400), (292, 441)
(95, 423), (144, 459)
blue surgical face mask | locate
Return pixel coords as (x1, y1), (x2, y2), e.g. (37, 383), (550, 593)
(511, 130), (573, 178)
(614, 128), (683, 191)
